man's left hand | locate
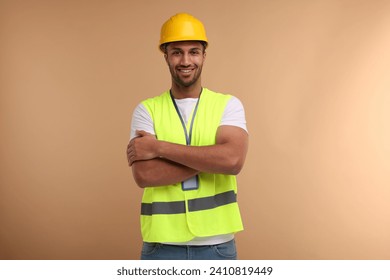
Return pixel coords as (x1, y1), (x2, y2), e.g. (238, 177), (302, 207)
(127, 130), (158, 166)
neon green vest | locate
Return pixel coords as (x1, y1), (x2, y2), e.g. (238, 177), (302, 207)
(140, 88), (243, 243)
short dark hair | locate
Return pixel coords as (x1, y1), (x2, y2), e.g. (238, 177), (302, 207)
(161, 41), (207, 54)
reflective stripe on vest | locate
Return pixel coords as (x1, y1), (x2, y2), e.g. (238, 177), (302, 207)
(141, 190), (237, 215)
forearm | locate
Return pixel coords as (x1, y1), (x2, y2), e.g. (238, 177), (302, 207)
(132, 158), (199, 188)
(156, 142), (244, 175)
(152, 126), (248, 175)
(129, 126), (248, 176)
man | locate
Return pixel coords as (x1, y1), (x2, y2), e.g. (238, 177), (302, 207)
(127, 13), (248, 260)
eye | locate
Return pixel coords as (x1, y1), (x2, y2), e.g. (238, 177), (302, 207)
(190, 50), (201, 55)
(171, 50), (181, 56)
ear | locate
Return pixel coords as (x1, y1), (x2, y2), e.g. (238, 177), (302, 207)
(164, 53), (168, 64)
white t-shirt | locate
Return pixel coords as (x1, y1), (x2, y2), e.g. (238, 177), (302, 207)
(130, 96), (247, 139)
(130, 94), (247, 245)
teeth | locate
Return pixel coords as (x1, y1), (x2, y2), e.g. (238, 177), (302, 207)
(180, 69), (192, 73)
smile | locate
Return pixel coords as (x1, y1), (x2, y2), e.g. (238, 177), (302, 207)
(178, 68), (194, 73)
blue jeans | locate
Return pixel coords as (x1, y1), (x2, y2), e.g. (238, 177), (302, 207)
(140, 239), (237, 260)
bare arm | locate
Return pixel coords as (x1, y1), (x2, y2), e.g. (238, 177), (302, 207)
(131, 159), (199, 188)
(127, 133), (199, 188)
(128, 125), (248, 175)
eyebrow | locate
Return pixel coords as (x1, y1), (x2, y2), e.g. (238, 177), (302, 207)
(169, 47), (202, 52)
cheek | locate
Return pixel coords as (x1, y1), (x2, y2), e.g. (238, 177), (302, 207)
(196, 55), (205, 64)
(167, 58), (179, 68)
(195, 59), (204, 68)
(166, 60), (175, 70)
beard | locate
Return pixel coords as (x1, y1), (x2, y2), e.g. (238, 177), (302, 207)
(169, 64), (203, 88)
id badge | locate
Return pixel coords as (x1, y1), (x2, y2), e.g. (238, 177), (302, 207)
(182, 175), (199, 191)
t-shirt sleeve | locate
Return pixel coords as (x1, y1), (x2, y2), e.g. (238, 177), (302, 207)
(130, 103), (155, 140)
(220, 96), (248, 132)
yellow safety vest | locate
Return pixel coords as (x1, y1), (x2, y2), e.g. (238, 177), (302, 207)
(140, 88), (243, 243)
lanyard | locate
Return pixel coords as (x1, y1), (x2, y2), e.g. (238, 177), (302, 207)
(170, 90), (201, 146)
(170, 90), (202, 191)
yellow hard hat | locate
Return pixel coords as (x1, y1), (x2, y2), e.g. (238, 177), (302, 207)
(159, 13), (208, 52)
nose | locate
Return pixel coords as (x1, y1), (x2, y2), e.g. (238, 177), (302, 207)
(180, 52), (191, 66)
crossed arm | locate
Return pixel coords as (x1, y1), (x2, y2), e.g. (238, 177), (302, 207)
(127, 125), (248, 188)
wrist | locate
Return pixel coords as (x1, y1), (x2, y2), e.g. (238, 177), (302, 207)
(155, 140), (165, 158)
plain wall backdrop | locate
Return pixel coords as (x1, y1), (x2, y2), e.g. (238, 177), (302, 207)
(1, 0), (390, 259)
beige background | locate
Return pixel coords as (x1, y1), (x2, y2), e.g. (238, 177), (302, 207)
(1, 0), (390, 259)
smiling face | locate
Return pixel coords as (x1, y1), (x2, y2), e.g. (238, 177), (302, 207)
(164, 41), (206, 90)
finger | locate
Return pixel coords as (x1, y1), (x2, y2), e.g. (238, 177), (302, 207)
(127, 146), (135, 165)
(129, 155), (137, 166)
(127, 144), (132, 158)
(128, 138), (136, 151)
(127, 147), (134, 159)
(127, 151), (131, 166)
(136, 130), (154, 137)
(127, 140), (134, 152)
(127, 143), (132, 154)
(128, 154), (136, 166)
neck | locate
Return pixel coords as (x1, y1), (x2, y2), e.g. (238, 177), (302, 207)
(170, 82), (202, 99)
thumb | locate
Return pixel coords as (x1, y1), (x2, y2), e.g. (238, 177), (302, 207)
(136, 130), (150, 137)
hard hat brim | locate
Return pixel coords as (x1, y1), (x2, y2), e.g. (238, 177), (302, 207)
(159, 40), (208, 52)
